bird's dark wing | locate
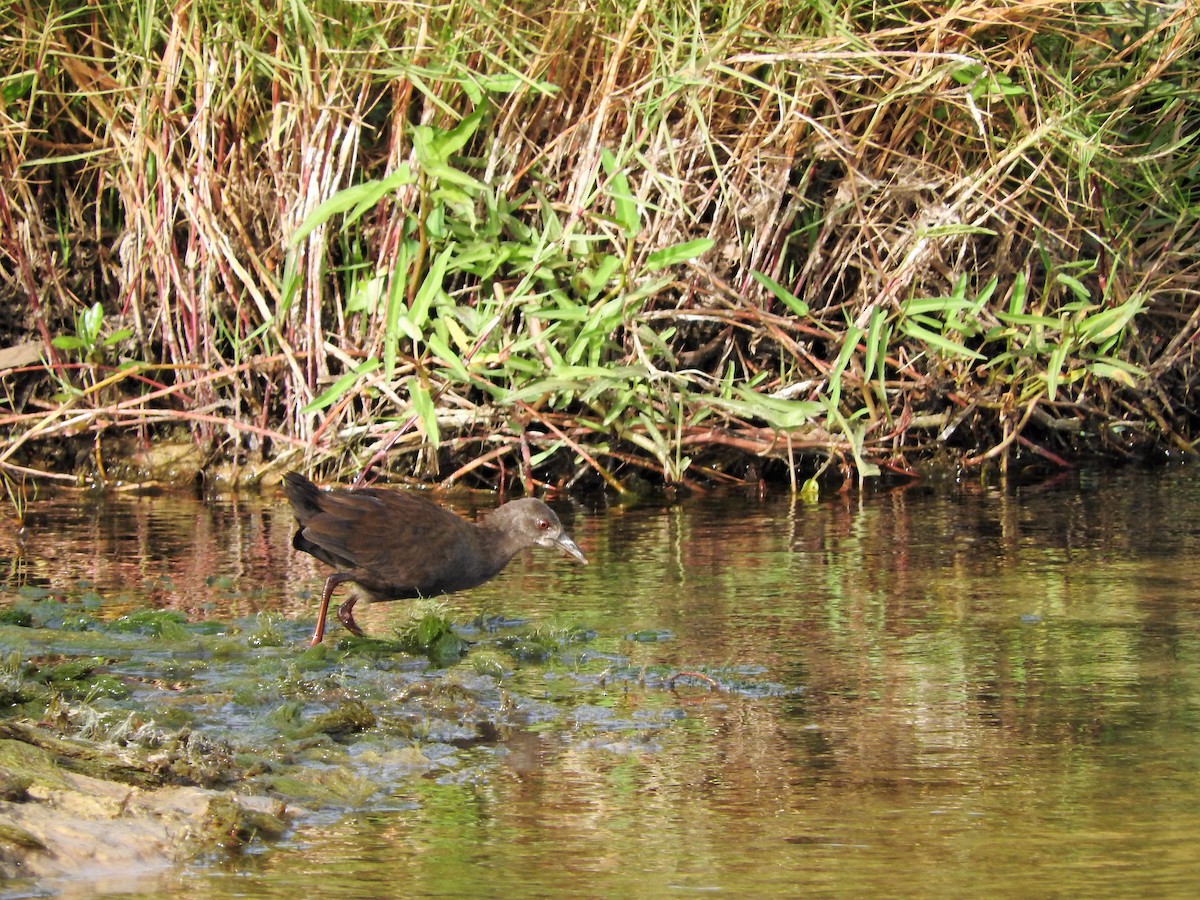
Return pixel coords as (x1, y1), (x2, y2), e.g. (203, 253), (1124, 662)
(290, 484), (490, 598)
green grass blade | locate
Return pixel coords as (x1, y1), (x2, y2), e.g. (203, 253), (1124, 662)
(301, 357), (380, 414)
(645, 238), (713, 271)
(751, 271), (809, 317)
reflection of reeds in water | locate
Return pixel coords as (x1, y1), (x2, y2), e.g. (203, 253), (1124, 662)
(2, 472), (31, 529)
(1, 3), (1196, 491)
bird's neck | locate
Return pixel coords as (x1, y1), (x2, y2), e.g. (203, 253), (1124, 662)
(475, 506), (528, 573)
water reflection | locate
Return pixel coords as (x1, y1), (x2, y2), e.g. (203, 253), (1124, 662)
(5, 490), (304, 621)
(3, 469), (1200, 897)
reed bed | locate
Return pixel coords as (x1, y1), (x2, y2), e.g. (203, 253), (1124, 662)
(1, 0), (1198, 493)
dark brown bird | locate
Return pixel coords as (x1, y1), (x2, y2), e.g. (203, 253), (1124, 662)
(283, 471), (587, 645)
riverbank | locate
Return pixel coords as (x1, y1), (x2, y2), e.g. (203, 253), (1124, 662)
(4, 3), (1198, 494)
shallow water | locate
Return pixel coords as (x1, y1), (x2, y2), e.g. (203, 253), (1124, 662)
(3, 468), (1200, 898)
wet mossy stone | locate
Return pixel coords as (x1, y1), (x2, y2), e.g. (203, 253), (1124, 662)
(0, 767), (33, 802)
(0, 820), (46, 851)
(191, 794), (290, 852)
(0, 739), (70, 791)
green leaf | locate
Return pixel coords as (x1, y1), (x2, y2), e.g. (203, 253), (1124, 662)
(751, 270), (809, 317)
(1045, 343), (1068, 400)
(601, 388), (634, 427)
(461, 78), (483, 105)
(552, 364), (648, 381)
(864, 306), (889, 384)
(995, 311), (1060, 329)
(825, 326), (863, 407)
(476, 73), (522, 93)
(1085, 357), (1146, 386)
(279, 251), (301, 318)
(645, 239), (714, 271)
(346, 274), (386, 315)
(482, 73), (557, 95)
(799, 476), (820, 502)
(951, 64), (984, 86)
(407, 377), (440, 448)
(51, 335), (87, 351)
(1008, 270), (1027, 316)
(622, 275), (673, 303)
(345, 166), (415, 225)
(528, 306), (592, 322)
(585, 254), (624, 301)
(410, 246), (453, 332)
(410, 125), (436, 163)
(424, 161), (487, 194)
(80, 303), (104, 343)
(100, 328), (133, 347)
(292, 176), (408, 245)
(528, 440), (565, 466)
(902, 296), (973, 316)
(394, 314), (422, 344)
(426, 332), (470, 382)
(709, 388), (823, 430)
(1056, 273), (1091, 301)
(899, 320), (985, 360)
(824, 399), (880, 480)
(2, 73), (34, 106)
(829, 326), (863, 380)
(601, 149), (640, 238)
(301, 357), (380, 414)
(505, 378), (587, 403)
(442, 315), (473, 353)
(973, 275), (998, 310)
(1076, 295), (1145, 344)
(384, 248), (410, 379)
(436, 107), (486, 159)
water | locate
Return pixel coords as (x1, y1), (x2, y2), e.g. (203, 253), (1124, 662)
(3, 468), (1200, 898)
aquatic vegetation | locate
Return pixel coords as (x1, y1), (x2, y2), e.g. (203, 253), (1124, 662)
(389, 600), (470, 665)
(466, 649), (512, 679)
(625, 628), (675, 643)
(499, 622), (597, 662)
(307, 700), (377, 740)
(246, 612), (287, 648)
(107, 609), (190, 640)
(3, 475), (1199, 896)
(0, 597), (717, 791)
(0, 608), (32, 628)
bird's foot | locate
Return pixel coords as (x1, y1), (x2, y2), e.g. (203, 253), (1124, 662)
(337, 597), (365, 638)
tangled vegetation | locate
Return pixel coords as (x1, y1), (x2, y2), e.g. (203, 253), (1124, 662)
(1, 1), (1198, 493)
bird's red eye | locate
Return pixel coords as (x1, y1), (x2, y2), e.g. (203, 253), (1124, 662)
(538, 519), (551, 531)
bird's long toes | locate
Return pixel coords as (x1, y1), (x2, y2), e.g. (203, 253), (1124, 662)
(337, 596), (365, 637)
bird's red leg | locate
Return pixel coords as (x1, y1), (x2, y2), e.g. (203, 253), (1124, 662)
(310, 574), (352, 646)
(337, 595), (365, 637)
